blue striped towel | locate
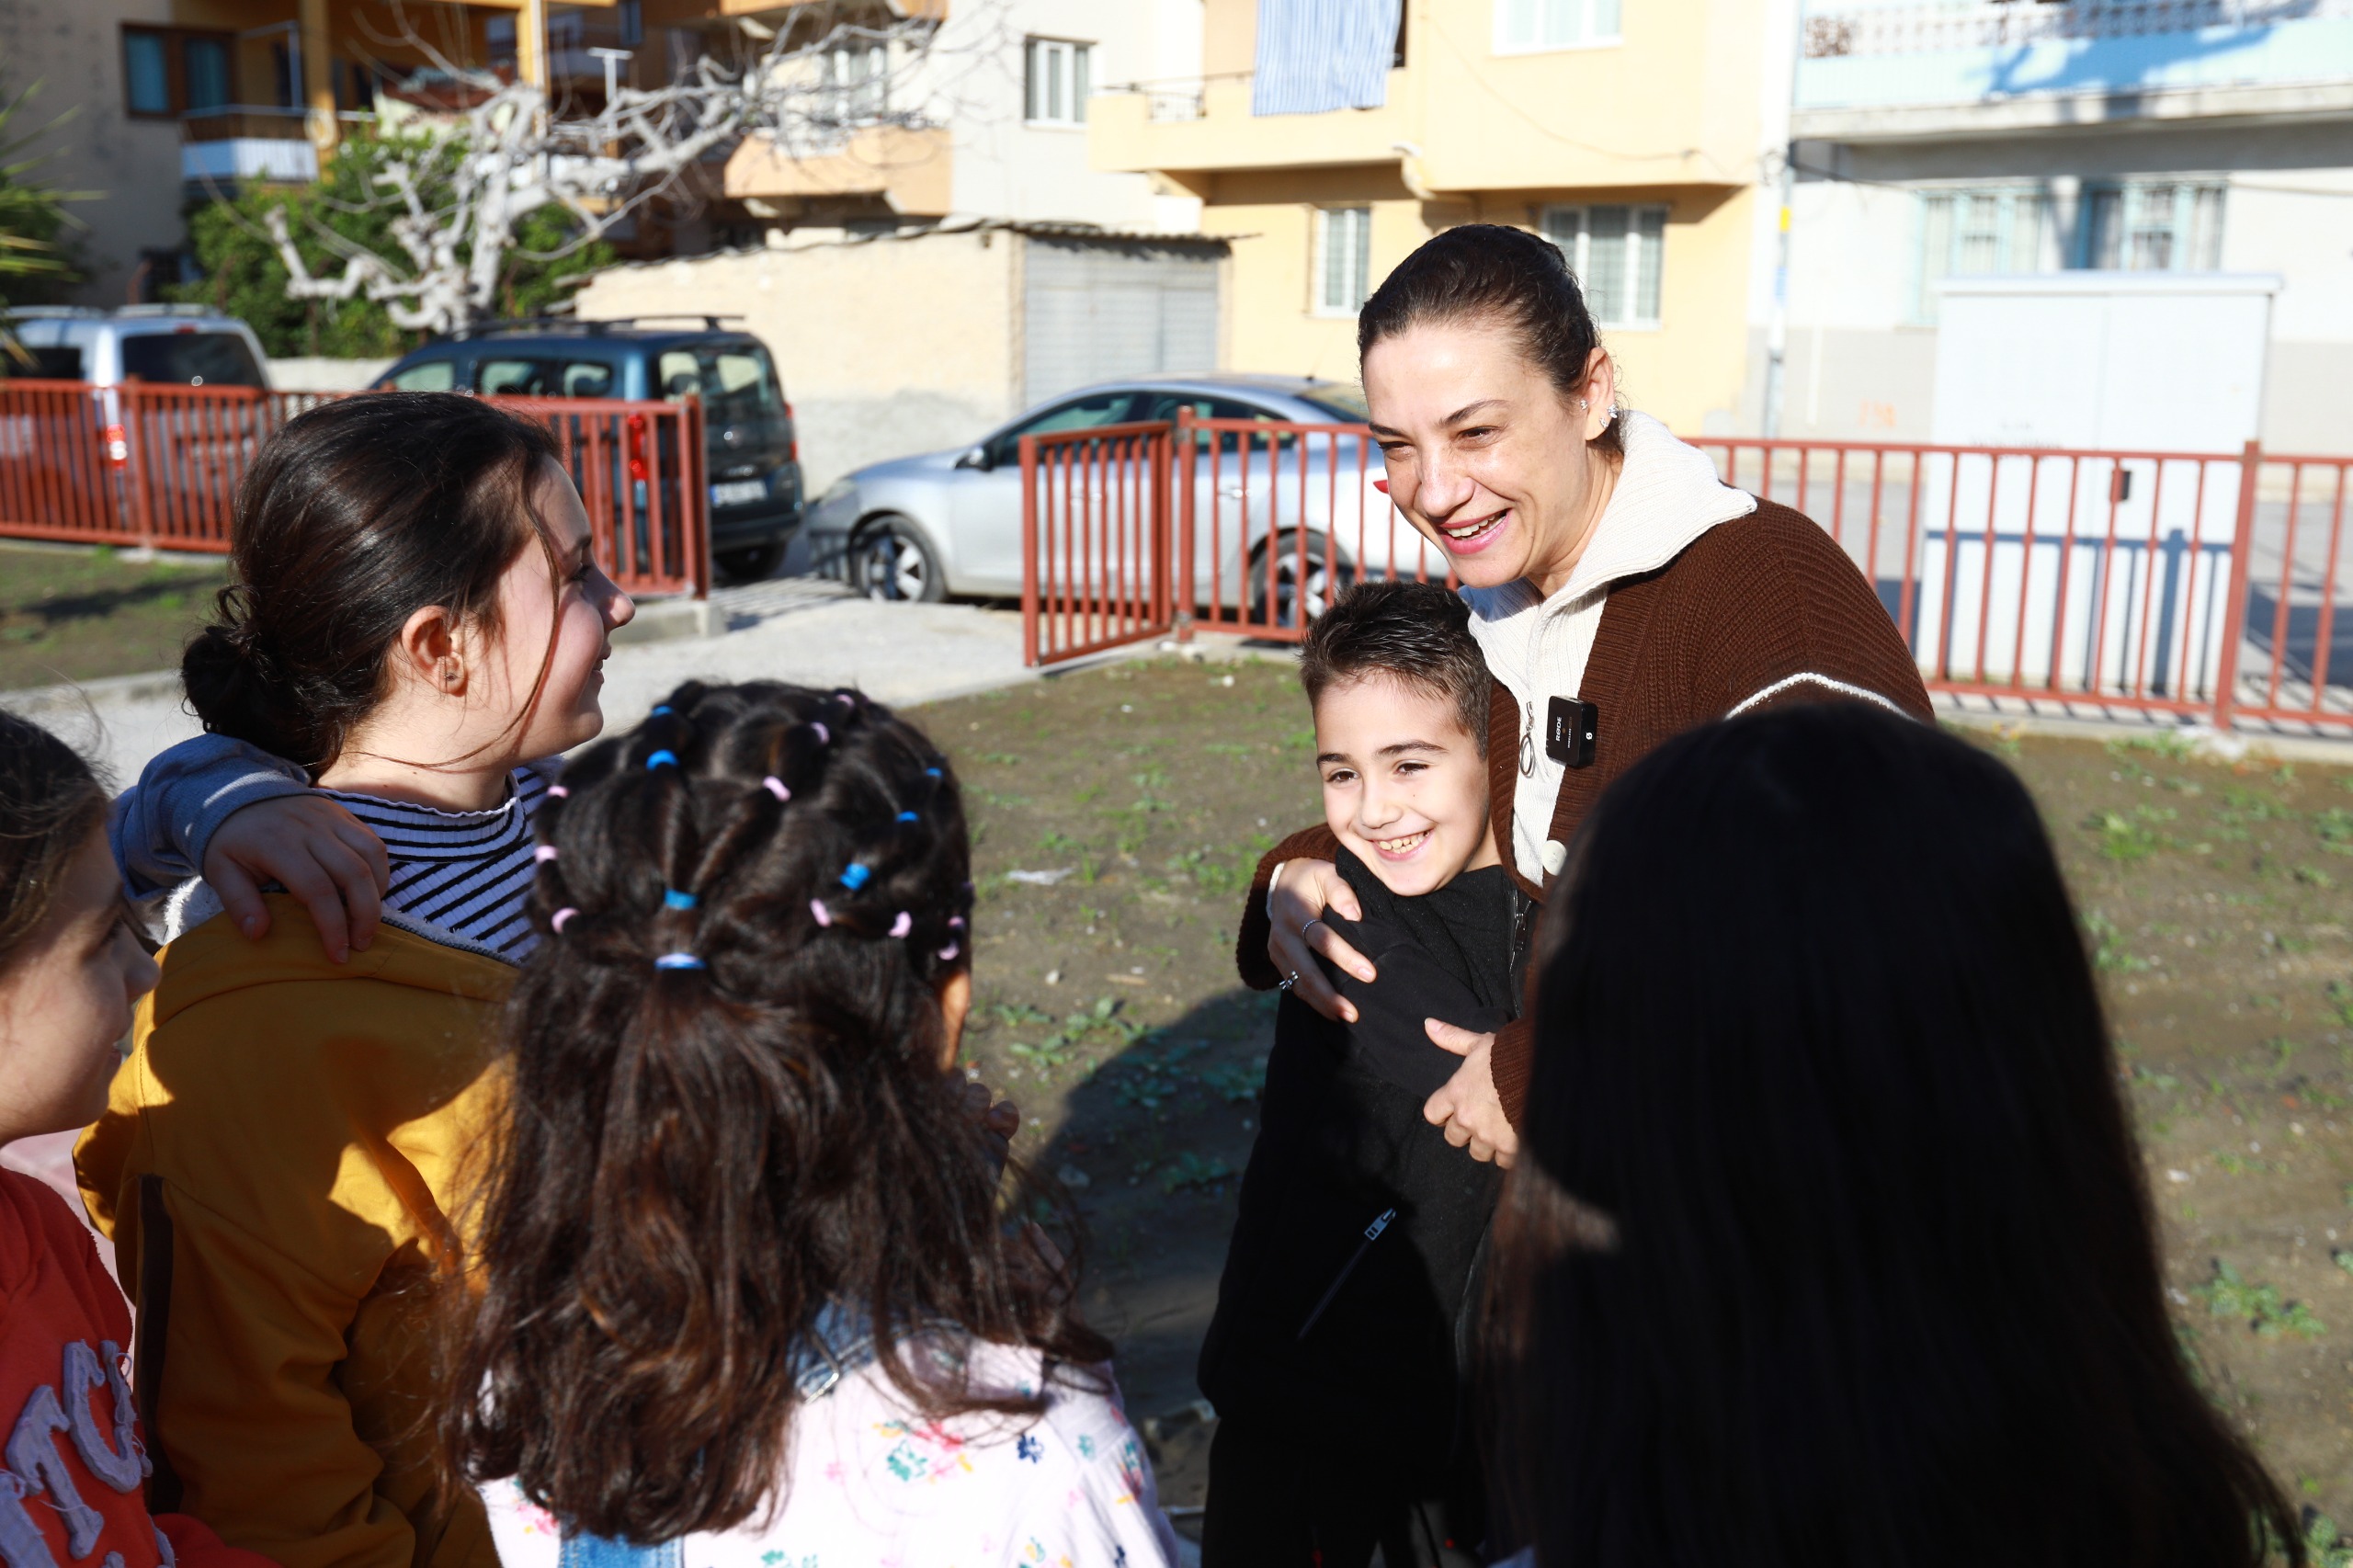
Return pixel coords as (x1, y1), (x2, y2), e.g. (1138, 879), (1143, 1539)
(1251, 0), (1404, 117)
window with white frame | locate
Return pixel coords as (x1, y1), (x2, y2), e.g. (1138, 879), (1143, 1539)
(1540, 205), (1665, 327)
(1915, 187), (2055, 321)
(1316, 207), (1373, 315)
(819, 43), (888, 125)
(1026, 38), (1092, 125)
(1495, 0), (1623, 53)
(1912, 180), (2223, 321)
(2083, 182), (2225, 273)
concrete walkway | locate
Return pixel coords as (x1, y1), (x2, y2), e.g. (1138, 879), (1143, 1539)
(3, 578), (1042, 788)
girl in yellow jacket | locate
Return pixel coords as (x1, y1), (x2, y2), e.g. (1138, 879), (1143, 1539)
(78, 392), (637, 1568)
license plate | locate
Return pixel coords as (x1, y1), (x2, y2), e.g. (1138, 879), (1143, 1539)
(710, 478), (767, 506)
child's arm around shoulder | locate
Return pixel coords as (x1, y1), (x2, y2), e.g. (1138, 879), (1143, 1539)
(110, 733), (388, 963)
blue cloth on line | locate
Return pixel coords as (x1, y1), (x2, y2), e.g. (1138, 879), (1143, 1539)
(1252, 0), (1404, 117)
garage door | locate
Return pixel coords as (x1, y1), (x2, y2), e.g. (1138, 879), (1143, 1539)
(1023, 237), (1222, 406)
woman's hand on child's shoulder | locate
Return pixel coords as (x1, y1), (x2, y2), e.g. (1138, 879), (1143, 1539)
(1265, 858), (1370, 1024)
(204, 796), (390, 964)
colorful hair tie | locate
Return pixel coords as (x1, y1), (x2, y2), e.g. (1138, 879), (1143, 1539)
(663, 889), (698, 911)
(546, 785), (569, 799)
(654, 952), (703, 971)
(895, 811), (917, 824)
(645, 750), (680, 770)
(838, 864), (870, 892)
(924, 767), (942, 778)
(533, 845), (560, 863)
(835, 693), (855, 708)
(551, 907), (579, 933)
(888, 912), (912, 938)
(811, 722), (830, 744)
(809, 900), (832, 927)
(761, 776), (790, 801)
(652, 704), (676, 716)
(949, 915), (967, 931)
(937, 942), (961, 962)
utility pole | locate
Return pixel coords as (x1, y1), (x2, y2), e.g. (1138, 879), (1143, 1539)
(1762, 0), (1805, 438)
(1764, 149), (1793, 437)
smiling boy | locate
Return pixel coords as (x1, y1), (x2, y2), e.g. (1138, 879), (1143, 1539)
(1196, 580), (1514, 1568)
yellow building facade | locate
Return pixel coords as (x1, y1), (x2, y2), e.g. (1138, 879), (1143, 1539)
(1090, 0), (1772, 435)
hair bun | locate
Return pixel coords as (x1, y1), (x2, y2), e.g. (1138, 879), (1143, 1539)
(181, 613), (321, 767)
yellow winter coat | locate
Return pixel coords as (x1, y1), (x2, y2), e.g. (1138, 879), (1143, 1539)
(77, 895), (512, 1568)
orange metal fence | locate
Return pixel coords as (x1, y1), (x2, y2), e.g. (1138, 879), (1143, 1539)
(0, 383), (710, 598)
(1022, 421), (2352, 736)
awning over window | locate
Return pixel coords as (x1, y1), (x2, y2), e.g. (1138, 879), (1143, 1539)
(1251, 0), (1403, 117)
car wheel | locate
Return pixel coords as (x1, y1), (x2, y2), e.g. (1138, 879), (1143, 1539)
(714, 540), (787, 585)
(1249, 535), (1354, 630)
(851, 516), (947, 603)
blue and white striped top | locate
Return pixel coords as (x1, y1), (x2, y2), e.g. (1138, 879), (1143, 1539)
(319, 766), (555, 960)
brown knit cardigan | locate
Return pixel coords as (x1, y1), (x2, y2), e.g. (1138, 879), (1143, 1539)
(1233, 497), (1934, 1125)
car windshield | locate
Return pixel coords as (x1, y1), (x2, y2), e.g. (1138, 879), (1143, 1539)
(1296, 383), (1370, 422)
(658, 346), (783, 425)
(119, 332), (265, 389)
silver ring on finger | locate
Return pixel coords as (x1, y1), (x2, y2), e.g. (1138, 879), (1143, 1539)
(1300, 916), (1326, 942)
(1277, 971), (1301, 993)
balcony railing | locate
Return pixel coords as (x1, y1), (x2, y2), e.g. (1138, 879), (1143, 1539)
(1096, 72), (1256, 125)
(1803, 0), (2353, 59)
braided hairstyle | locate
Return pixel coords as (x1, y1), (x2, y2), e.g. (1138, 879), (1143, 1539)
(441, 680), (1107, 1543)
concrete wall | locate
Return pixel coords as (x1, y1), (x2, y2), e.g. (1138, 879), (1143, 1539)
(574, 230), (1020, 493)
(938, 0), (1203, 233)
(266, 357), (395, 391)
(2, 0), (186, 306)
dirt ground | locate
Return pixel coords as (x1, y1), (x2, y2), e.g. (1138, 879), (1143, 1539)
(0, 543), (225, 690)
(913, 655), (2353, 1541)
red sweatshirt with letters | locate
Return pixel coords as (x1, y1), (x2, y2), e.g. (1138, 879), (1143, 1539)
(0, 1169), (276, 1568)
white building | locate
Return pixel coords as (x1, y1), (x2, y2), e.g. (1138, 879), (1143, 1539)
(1773, 0), (2353, 455)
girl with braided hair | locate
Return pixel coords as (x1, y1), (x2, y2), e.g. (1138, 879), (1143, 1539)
(446, 681), (1179, 1568)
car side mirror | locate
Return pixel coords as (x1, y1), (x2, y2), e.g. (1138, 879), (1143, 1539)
(956, 443), (993, 472)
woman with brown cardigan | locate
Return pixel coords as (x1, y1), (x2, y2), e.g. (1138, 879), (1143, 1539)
(1241, 225), (1932, 1168)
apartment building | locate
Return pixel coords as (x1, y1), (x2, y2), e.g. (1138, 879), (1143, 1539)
(1088, 0), (1785, 436)
(1783, 0), (2353, 454)
(1, 0), (1206, 303)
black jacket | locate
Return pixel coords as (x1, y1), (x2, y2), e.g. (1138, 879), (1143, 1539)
(1198, 848), (1515, 1475)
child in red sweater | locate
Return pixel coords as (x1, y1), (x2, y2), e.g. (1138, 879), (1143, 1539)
(0, 711), (273, 1568)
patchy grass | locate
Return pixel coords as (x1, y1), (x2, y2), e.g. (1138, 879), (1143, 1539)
(918, 657), (2353, 1517)
(0, 543), (224, 689)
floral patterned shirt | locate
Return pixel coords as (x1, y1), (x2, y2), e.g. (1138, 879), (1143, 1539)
(480, 1338), (1179, 1568)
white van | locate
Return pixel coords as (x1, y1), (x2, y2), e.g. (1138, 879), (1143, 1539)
(7, 304), (269, 391)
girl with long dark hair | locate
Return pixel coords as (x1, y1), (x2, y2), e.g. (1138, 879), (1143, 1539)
(78, 392), (636, 1568)
(1486, 703), (2298, 1568)
(444, 681), (1177, 1567)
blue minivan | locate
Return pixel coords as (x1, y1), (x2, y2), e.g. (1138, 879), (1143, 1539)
(375, 318), (803, 583)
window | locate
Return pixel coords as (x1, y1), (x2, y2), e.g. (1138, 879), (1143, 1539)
(1915, 187), (2054, 321)
(654, 347), (785, 423)
(1144, 393), (1302, 451)
(1316, 207), (1373, 316)
(119, 333), (265, 389)
(986, 391), (1142, 467)
(1540, 205), (1666, 327)
(389, 360), (457, 392)
(1025, 38), (1092, 125)
(2084, 182), (2225, 273)
(618, 2), (644, 49)
(1496, 0), (1622, 53)
(477, 358), (616, 399)
(820, 44), (888, 124)
(1911, 181), (2222, 320)
(121, 27), (238, 119)
(124, 32), (170, 116)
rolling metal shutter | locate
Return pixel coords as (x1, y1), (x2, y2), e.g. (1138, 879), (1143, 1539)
(1022, 236), (1222, 406)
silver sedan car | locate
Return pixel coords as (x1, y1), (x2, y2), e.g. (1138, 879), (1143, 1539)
(805, 373), (1438, 620)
